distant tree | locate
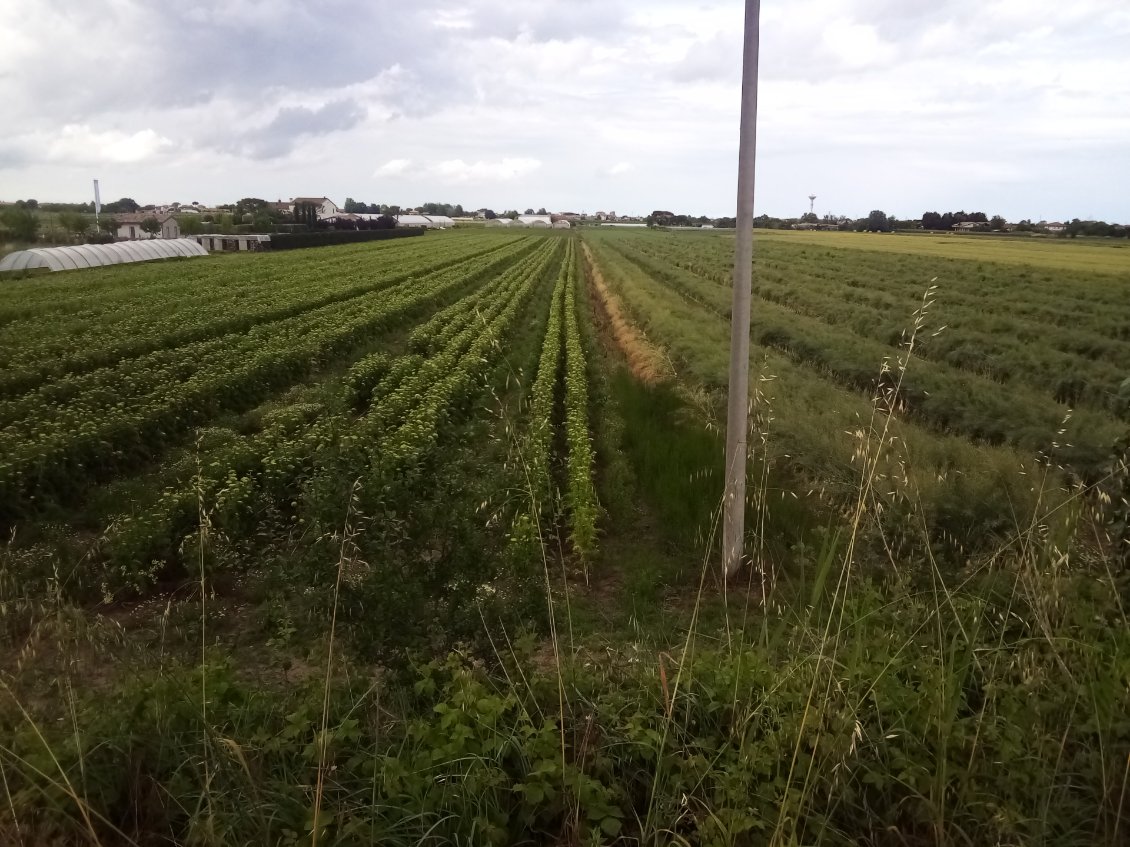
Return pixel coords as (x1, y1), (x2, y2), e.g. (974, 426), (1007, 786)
(388, 205), (401, 217)
(293, 202), (319, 228)
(505, 210), (519, 220)
(454, 204), (464, 216)
(989, 215), (1007, 231)
(752, 214), (785, 229)
(234, 198), (268, 221)
(58, 211), (90, 235)
(375, 214), (397, 229)
(483, 209), (497, 220)
(865, 210), (891, 232)
(714, 217), (736, 228)
(179, 215), (204, 235)
(0, 206), (39, 241)
(250, 213), (275, 233)
(800, 212), (818, 224)
(921, 211), (944, 230)
(140, 217), (162, 238)
(523, 208), (534, 215)
(343, 197), (360, 213)
(103, 197), (140, 214)
(25, 199), (38, 210)
(536, 207), (547, 215)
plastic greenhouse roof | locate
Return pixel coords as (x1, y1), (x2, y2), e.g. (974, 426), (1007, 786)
(0, 238), (208, 273)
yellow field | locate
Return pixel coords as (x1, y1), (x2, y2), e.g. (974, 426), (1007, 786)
(751, 229), (1130, 275)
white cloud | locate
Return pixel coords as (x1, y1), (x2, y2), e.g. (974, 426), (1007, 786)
(820, 20), (896, 69)
(429, 158), (542, 183)
(374, 158), (414, 176)
(55, 126), (172, 165)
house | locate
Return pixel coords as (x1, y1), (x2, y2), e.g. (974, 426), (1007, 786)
(291, 197), (340, 219)
(114, 212), (181, 240)
(952, 221), (983, 231)
(1043, 221), (1067, 233)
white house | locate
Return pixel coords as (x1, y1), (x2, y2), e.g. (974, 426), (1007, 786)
(291, 197), (340, 219)
(1043, 221), (1067, 233)
(114, 212), (181, 240)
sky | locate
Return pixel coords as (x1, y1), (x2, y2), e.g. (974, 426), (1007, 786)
(1, 0), (1128, 221)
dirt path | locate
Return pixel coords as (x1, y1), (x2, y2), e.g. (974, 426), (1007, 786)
(580, 240), (675, 385)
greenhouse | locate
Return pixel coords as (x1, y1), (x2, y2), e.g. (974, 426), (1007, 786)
(0, 238), (208, 273)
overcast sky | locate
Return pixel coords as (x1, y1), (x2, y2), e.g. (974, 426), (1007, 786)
(2, 0), (1128, 220)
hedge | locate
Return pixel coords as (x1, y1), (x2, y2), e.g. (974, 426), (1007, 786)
(268, 228), (426, 250)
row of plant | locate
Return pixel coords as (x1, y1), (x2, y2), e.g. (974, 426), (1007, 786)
(94, 240), (564, 593)
(639, 230), (1130, 330)
(0, 239), (533, 441)
(622, 231), (1130, 377)
(523, 246), (567, 520)
(620, 229), (1130, 379)
(0, 228), (498, 320)
(0, 233), (527, 396)
(583, 235), (1053, 550)
(601, 235), (1124, 472)
(561, 242), (599, 557)
(633, 234), (1130, 395)
(0, 240), (543, 525)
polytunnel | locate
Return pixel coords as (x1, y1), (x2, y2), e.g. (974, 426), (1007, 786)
(0, 238), (208, 273)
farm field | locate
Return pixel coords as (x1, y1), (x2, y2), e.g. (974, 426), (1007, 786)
(2, 229), (1129, 845)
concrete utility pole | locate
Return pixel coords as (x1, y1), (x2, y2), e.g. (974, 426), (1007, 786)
(722, 0), (762, 577)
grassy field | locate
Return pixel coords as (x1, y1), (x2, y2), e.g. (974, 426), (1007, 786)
(1, 229), (1128, 844)
(757, 228), (1130, 273)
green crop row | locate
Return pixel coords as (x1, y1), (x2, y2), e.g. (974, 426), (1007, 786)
(0, 233), (526, 396)
(524, 248), (567, 519)
(97, 240), (563, 590)
(0, 239), (542, 525)
(583, 235), (1052, 551)
(629, 232), (1130, 408)
(601, 235), (1124, 473)
(562, 241), (599, 557)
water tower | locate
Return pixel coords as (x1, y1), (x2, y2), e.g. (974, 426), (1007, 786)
(808, 194), (816, 216)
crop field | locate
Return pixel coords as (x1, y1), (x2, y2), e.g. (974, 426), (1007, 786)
(585, 227), (1130, 550)
(3, 229), (1129, 844)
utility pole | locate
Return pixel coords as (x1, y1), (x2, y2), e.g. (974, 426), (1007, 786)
(722, 0), (762, 577)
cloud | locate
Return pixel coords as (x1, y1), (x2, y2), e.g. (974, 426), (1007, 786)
(0, 0), (1127, 220)
(431, 158), (542, 183)
(237, 99), (366, 159)
(57, 126), (172, 164)
(375, 158), (414, 176)
(820, 20), (897, 68)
